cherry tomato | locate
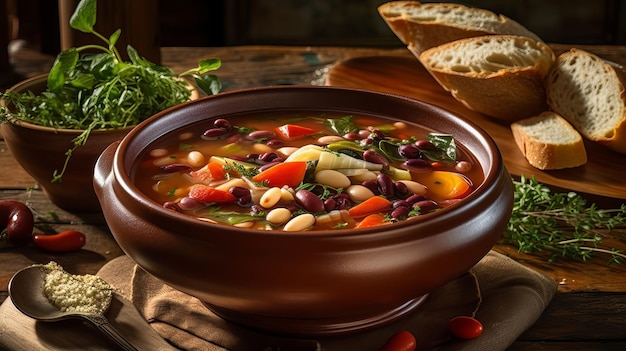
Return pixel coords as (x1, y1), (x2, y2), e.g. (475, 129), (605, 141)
(448, 316), (484, 339)
(379, 330), (416, 351)
(0, 200), (34, 246)
(33, 230), (86, 252)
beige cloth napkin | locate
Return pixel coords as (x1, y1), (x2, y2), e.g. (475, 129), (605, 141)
(98, 250), (556, 351)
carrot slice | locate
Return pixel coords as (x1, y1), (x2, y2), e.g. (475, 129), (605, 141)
(348, 196), (392, 218)
(189, 184), (236, 204)
(276, 124), (316, 139)
(413, 171), (471, 202)
(190, 161), (227, 182)
(251, 161), (307, 188)
(355, 213), (391, 229)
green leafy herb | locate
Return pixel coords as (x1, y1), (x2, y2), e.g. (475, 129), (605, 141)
(502, 175), (626, 264)
(0, 0), (221, 182)
(325, 115), (357, 135)
(423, 133), (457, 164)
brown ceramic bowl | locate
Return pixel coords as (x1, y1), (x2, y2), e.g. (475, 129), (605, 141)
(94, 86), (513, 336)
(1, 74), (132, 212)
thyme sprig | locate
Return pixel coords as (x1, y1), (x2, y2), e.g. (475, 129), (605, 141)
(503, 175), (626, 265)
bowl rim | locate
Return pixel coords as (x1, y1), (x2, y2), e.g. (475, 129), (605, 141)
(109, 85), (505, 238)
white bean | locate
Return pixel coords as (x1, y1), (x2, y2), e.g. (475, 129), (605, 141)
(317, 135), (345, 145)
(153, 155), (177, 167)
(346, 184), (375, 203)
(276, 146), (300, 158)
(280, 187), (295, 202)
(315, 169), (351, 189)
(283, 213), (315, 231)
(266, 208), (292, 225)
(259, 187), (282, 208)
(186, 151), (206, 168)
(149, 148), (169, 158)
(234, 221), (255, 228)
(252, 143), (273, 154)
(396, 180), (428, 195)
(349, 170), (378, 184)
(214, 178), (248, 192)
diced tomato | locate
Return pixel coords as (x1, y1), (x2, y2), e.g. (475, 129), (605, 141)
(251, 161), (307, 188)
(276, 124), (316, 139)
(188, 184), (236, 204)
(190, 161), (227, 182)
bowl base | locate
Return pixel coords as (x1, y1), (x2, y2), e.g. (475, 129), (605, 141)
(203, 294), (429, 337)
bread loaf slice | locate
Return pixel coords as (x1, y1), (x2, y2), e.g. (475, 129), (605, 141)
(546, 48), (626, 154)
(418, 35), (554, 122)
(378, 1), (541, 56)
(511, 112), (587, 170)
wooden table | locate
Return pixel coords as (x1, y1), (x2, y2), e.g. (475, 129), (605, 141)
(2, 44), (626, 350)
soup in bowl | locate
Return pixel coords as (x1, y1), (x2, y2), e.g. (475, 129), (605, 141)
(94, 86), (513, 336)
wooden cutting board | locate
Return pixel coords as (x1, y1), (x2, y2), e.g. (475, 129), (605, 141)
(326, 55), (626, 201)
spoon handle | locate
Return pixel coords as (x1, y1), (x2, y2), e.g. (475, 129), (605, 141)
(84, 314), (139, 351)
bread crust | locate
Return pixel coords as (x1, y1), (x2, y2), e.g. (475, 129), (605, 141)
(378, 1), (541, 56)
(419, 35), (554, 122)
(511, 112), (587, 170)
(546, 48), (626, 154)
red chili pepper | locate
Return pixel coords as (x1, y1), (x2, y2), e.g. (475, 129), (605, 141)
(33, 230), (86, 252)
(448, 316), (484, 339)
(379, 330), (416, 351)
(0, 200), (34, 246)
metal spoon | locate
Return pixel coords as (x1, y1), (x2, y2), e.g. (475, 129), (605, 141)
(8, 265), (138, 351)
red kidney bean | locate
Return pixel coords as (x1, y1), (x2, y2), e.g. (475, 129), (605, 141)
(394, 181), (409, 197)
(247, 130), (276, 140)
(343, 132), (360, 140)
(362, 180), (380, 195)
(392, 199), (410, 209)
(161, 163), (192, 173)
(258, 152), (280, 163)
(33, 230), (86, 253)
(405, 194), (426, 205)
(0, 200), (34, 246)
(368, 129), (384, 141)
(391, 206), (410, 219)
(163, 201), (181, 211)
(377, 173), (395, 197)
(266, 139), (283, 148)
(413, 200), (438, 213)
(324, 198), (337, 212)
(358, 129), (371, 138)
(213, 118), (232, 129)
(363, 149), (389, 167)
(295, 190), (325, 213)
(230, 186), (251, 198)
(403, 158), (432, 173)
(415, 139), (437, 151)
(379, 330), (416, 351)
(398, 144), (421, 159)
(178, 196), (205, 211)
(258, 161), (282, 172)
(448, 316), (484, 339)
(455, 160), (473, 173)
(202, 127), (230, 140)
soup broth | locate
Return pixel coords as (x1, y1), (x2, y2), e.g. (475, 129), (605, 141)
(133, 111), (483, 231)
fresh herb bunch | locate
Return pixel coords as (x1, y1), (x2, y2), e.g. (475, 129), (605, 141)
(503, 175), (626, 264)
(0, 0), (221, 182)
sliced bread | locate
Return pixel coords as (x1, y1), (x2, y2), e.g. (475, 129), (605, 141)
(511, 111), (587, 170)
(378, 1), (541, 56)
(418, 35), (555, 122)
(546, 48), (626, 154)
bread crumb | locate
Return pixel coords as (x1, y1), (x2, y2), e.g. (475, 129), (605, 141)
(41, 261), (114, 315)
